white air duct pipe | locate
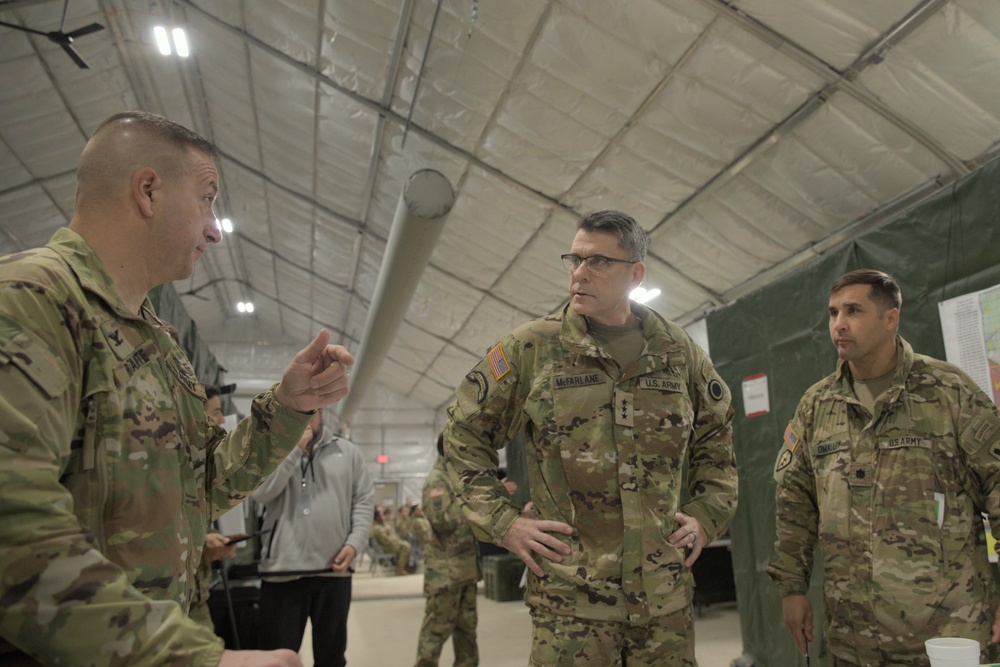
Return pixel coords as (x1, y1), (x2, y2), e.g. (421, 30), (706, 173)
(336, 169), (455, 427)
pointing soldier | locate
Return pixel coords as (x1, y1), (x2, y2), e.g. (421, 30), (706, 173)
(768, 270), (1000, 666)
(443, 210), (739, 666)
(0, 111), (353, 667)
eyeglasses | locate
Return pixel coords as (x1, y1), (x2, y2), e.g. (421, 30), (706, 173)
(561, 253), (638, 274)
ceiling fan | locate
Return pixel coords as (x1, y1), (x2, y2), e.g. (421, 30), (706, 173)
(0, 0), (105, 69)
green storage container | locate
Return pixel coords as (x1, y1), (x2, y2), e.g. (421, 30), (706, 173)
(483, 553), (524, 602)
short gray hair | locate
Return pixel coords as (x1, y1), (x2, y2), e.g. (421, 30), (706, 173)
(578, 210), (648, 261)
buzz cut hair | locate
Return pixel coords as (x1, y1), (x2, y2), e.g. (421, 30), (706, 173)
(92, 111), (217, 160)
(831, 269), (902, 312)
(578, 210), (649, 262)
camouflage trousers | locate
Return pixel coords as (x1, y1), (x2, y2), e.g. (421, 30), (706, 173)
(529, 605), (696, 667)
(414, 580), (478, 667)
(188, 556), (215, 630)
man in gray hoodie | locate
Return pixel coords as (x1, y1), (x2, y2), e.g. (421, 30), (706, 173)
(253, 408), (375, 666)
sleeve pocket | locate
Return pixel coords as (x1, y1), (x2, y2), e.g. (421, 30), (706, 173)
(0, 328), (70, 401)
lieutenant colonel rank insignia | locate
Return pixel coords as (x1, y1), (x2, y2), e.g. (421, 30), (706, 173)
(487, 344), (510, 381)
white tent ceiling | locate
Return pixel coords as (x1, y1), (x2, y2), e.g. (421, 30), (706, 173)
(3, 0), (1000, 438)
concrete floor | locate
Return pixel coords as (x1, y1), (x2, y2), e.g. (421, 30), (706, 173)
(298, 568), (744, 667)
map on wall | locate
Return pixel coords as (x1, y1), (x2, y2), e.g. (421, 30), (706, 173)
(939, 283), (1000, 405)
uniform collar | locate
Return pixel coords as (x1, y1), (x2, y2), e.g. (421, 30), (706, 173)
(834, 335), (913, 399)
(559, 302), (683, 376)
(47, 227), (152, 319)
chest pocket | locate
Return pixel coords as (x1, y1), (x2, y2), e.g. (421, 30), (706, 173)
(550, 369), (616, 482)
(636, 369), (694, 454)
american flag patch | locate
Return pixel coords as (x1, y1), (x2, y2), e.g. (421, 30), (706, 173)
(429, 487), (445, 498)
(487, 344), (510, 381)
(784, 423), (799, 452)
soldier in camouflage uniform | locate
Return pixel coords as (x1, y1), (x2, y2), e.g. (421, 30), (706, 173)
(0, 111), (353, 667)
(411, 504), (433, 547)
(768, 270), (1000, 667)
(414, 434), (481, 667)
(372, 507), (413, 575)
(444, 210), (739, 666)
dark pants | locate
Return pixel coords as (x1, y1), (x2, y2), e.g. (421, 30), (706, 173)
(259, 576), (352, 667)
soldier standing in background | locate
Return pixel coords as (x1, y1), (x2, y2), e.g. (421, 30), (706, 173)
(414, 433), (482, 667)
(0, 111), (353, 667)
(769, 269), (1000, 666)
(443, 210), (739, 666)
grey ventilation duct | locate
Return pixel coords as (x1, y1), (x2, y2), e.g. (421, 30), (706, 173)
(335, 169), (455, 428)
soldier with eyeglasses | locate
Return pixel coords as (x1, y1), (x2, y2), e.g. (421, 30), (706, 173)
(442, 210), (738, 666)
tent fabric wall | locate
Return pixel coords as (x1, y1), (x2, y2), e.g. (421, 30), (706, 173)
(705, 155), (1000, 666)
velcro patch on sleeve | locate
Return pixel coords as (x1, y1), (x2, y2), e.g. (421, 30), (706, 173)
(783, 423), (799, 452)
(487, 344), (510, 381)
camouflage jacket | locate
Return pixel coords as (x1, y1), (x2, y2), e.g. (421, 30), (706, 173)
(0, 229), (310, 666)
(422, 457), (479, 593)
(768, 337), (1000, 664)
(445, 303), (738, 623)
(411, 515), (433, 546)
(370, 522), (406, 552)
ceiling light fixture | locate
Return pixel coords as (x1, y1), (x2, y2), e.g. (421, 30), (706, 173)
(220, 218), (233, 233)
(630, 287), (661, 304)
(153, 26), (171, 55)
(172, 28), (189, 57)
(153, 25), (189, 57)
(236, 301), (255, 314)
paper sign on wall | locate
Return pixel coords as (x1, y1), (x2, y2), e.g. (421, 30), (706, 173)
(741, 373), (769, 418)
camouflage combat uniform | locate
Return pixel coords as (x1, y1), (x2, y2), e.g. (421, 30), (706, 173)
(412, 514), (433, 547)
(371, 520), (412, 575)
(445, 303), (738, 661)
(0, 229), (311, 666)
(768, 337), (1000, 667)
(415, 456), (481, 667)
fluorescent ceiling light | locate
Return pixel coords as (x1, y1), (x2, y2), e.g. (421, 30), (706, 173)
(172, 28), (189, 57)
(630, 287), (661, 304)
(153, 26), (171, 55)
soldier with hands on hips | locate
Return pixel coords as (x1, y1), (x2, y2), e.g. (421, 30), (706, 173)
(443, 210), (739, 666)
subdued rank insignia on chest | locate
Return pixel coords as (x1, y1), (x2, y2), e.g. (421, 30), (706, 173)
(466, 370), (488, 404)
(429, 487), (446, 498)
(775, 448), (793, 472)
(638, 376), (682, 392)
(487, 344), (510, 381)
(101, 319), (135, 360)
(848, 463), (873, 487)
(614, 389), (634, 427)
(708, 378), (725, 401)
(554, 372), (602, 389)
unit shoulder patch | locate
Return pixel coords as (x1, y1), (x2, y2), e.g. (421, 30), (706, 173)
(466, 370), (488, 404)
(708, 378), (724, 401)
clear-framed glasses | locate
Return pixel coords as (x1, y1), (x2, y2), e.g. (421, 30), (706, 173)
(561, 253), (638, 274)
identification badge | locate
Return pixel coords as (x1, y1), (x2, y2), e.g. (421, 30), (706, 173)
(614, 389), (634, 427)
